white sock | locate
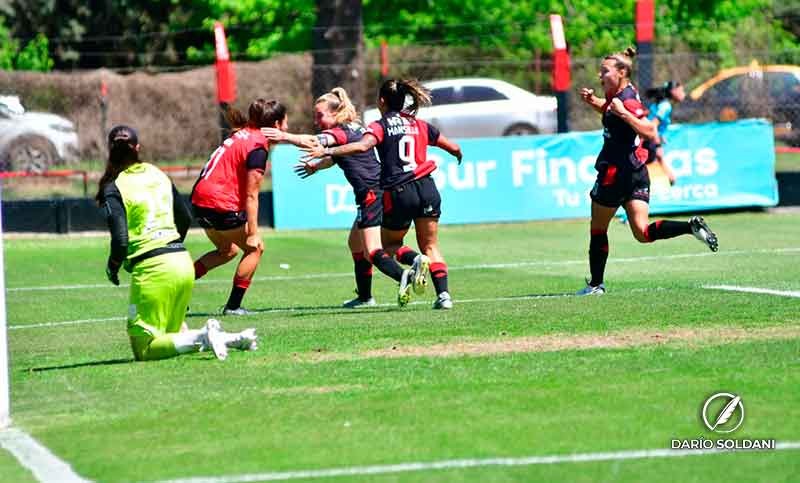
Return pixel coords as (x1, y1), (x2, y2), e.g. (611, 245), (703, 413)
(172, 329), (205, 354)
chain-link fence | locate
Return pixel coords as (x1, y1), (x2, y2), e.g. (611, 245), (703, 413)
(0, 24), (798, 199)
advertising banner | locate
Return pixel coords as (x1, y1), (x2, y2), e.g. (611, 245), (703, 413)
(271, 119), (777, 229)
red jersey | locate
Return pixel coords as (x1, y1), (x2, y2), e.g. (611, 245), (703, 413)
(191, 127), (268, 212)
(367, 111), (440, 190)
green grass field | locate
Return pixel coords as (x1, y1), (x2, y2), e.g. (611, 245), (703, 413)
(1, 211), (799, 482)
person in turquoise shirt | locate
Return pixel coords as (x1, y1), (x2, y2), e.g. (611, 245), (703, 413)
(96, 125), (258, 361)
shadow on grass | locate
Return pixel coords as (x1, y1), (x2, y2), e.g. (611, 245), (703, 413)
(185, 303), (392, 319)
(29, 358), (134, 372)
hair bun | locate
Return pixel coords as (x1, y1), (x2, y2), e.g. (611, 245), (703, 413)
(624, 46), (637, 58)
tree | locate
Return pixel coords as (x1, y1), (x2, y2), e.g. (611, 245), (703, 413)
(311, 0), (364, 108)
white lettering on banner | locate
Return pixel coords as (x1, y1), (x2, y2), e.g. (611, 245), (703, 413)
(512, 150), (536, 187)
(579, 156), (596, 183)
(654, 183), (719, 202)
(553, 189), (582, 207)
(432, 158), (497, 191)
(325, 184), (356, 214)
(665, 148), (719, 178)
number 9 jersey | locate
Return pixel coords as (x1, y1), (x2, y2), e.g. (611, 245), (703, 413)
(367, 111), (441, 190)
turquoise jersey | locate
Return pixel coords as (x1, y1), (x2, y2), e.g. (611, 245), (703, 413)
(647, 99), (673, 140)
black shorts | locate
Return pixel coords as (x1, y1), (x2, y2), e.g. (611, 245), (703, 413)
(355, 188), (383, 229)
(590, 163), (651, 208)
(192, 205), (247, 231)
(382, 176), (442, 231)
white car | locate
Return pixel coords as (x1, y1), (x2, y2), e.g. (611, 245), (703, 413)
(363, 78), (557, 138)
(0, 95), (79, 172)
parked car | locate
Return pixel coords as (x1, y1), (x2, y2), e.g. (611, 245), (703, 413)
(0, 95), (80, 172)
(674, 62), (800, 145)
(363, 78), (557, 138)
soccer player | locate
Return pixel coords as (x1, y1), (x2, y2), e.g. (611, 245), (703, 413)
(644, 81), (685, 185)
(577, 48), (719, 295)
(191, 99), (287, 315)
(97, 125), (257, 361)
(264, 87), (425, 307)
(303, 79), (463, 309)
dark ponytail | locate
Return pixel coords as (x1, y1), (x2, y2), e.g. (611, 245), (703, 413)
(96, 125), (139, 203)
(378, 78), (431, 116)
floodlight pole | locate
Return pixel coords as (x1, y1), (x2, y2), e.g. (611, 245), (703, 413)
(0, 185), (10, 429)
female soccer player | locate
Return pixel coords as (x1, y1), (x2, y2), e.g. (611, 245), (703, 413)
(644, 81), (686, 185)
(97, 125), (257, 361)
(191, 99), (287, 315)
(303, 79), (463, 309)
(577, 48), (718, 295)
(264, 87), (425, 307)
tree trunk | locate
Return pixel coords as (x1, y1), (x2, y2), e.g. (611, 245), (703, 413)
(312, 0), (364, 111)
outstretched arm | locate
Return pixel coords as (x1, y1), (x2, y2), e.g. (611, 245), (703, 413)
(436, 134), (463, 164)
(261, 128), (321, 149)
(302, 134), (378, 161)
(294, 157), (335, 179)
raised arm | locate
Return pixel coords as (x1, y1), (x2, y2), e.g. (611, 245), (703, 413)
(608, 98), (657, 141)
(580, 88), (607, 113)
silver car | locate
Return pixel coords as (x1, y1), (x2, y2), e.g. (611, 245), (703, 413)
(0, 95), (79, 172)
(364, 78), (557, 137)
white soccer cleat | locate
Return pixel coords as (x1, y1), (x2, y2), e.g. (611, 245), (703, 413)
(689, 216), (718, 252)
(576, 282), (606, 296)
(398, 269), (413, 307)
(228, 328), (259, 351)
(432, 291), (453, 310)
(410, 254), (431, 294)
(342, 297), (377, 308)
(201, 318), (228, 360)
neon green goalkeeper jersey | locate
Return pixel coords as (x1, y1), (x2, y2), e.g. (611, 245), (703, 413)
(113, 162), (180, 262)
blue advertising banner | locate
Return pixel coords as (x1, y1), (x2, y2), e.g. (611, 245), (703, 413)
(271, 119), (777, 230)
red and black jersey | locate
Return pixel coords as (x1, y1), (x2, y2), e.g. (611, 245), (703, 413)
(599, 84), (649, 169)
(191, 127), (268, 212)
(367, 111), (441, 190)
(323, 122), (380, 195)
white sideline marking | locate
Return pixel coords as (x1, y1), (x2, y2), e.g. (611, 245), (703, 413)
(0, 426), (91, 482)
(704, 285), (800, 298)
(9, 247), (800, 293)
(154, 442), (800, 483)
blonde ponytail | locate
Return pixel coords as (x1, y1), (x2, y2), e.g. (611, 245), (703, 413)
(315, 87), (359, 125)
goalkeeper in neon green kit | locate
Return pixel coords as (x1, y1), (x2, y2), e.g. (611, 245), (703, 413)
(97, 125), (258, 361)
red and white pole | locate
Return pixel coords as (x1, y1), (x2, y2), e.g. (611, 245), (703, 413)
(214, 22), (236, 142)
(550, 14), (571, 133)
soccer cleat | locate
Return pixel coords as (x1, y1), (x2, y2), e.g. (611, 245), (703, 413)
(410, 254), (431, 294)
(228, 328), (259, 351)
(201, 318), (228, 360)
(398, 269), (413, 307)
(576, 282), (606, 296)
(222, 306), (255, 316)
(342, 297), (377, 308)
(689, 216), (718, 252)
(432, 291), (454, 310)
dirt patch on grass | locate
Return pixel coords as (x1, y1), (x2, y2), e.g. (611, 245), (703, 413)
(312, 326), (800, 362)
